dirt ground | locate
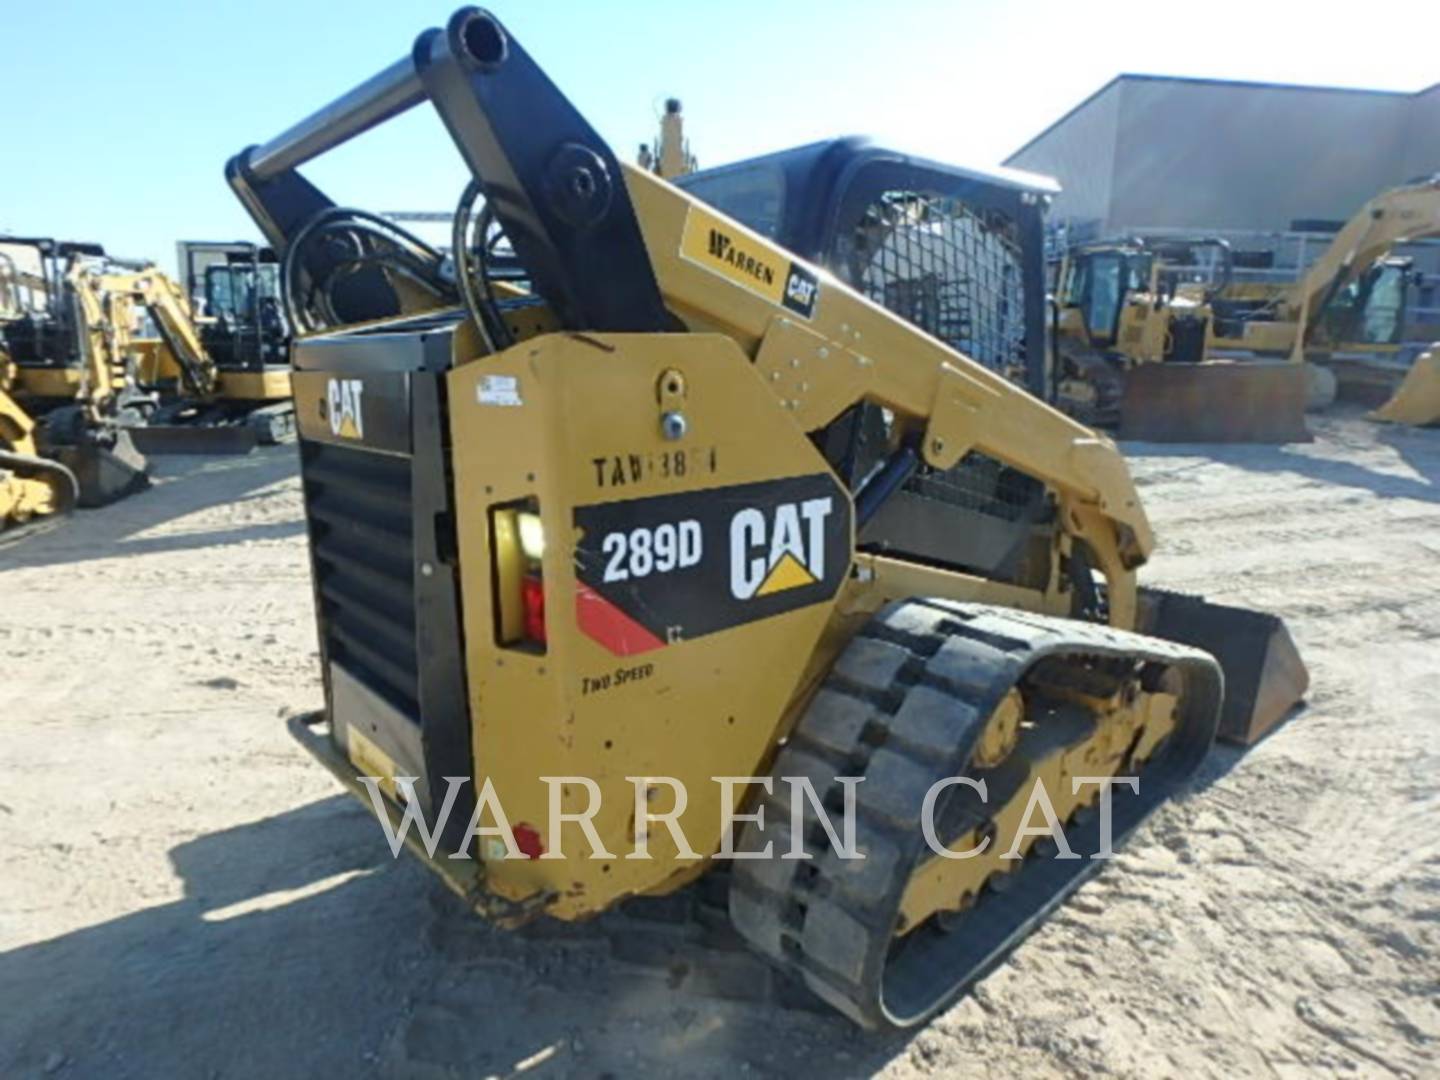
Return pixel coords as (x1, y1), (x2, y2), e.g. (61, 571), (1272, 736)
(2, 411), (1437, 1079)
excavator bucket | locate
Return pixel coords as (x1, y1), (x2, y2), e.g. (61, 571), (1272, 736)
(1118, 361), (1311, 443)
(1369, 346), (1440, 427)
(1137, 588), (1309, 745)
(50, 429), (150, 507)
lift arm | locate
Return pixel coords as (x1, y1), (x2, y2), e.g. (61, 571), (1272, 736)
(226, 6), (1155, 623)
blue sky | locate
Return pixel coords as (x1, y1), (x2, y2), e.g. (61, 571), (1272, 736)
(3, 0), (1434, 271)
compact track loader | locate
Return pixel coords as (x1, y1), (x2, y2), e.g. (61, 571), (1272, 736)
(229, 8), (1308, 1030)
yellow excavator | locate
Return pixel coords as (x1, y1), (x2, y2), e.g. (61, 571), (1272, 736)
(0, 238), (150, 511)
(2, 236), (292, 456)
(114, 263), (294, 452)
(0, 256), (79, 528)
(227, 7), (1308, 1030)
(1210, 176), (1440, 425)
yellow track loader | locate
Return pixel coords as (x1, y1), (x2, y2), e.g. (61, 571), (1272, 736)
(227, 8), (1309, 1030)
(1211, 176), (1440, 424)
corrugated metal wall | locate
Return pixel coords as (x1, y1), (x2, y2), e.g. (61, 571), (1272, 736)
(1006, 77), (1440, 235)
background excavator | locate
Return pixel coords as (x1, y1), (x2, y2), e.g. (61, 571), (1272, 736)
(114, 258), (294, 452)
(1210, 175), (1440, 426)
(0, 254), (79, 528)
(177, 241), (289, 371)
(0, 237), (150, 511)
(1045, 177), (1440, 439)
(226, 7), (1308, 1031)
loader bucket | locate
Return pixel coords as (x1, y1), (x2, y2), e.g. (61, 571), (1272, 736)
(1368, 347), (1440, 427)
(1137, 588), (1309, 746)
(51, 429), (150, 507)
(1118, 361), (1311, 443)
(129, 424), (261, 455)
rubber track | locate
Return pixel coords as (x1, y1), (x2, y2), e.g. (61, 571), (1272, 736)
(729, 599), (1222, 1029)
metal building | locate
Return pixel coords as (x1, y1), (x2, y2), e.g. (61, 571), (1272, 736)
(1005, 75), (1440, 237)
(1005, 75), (1440, 331)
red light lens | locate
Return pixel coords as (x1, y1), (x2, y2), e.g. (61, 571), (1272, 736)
(513, 822), (544, 859)
(521, 574), (546, 643)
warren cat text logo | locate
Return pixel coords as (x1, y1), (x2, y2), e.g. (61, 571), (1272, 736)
(730, 497), (833, 599)
(327, 378), (365, 440)
(680, 207), (821, 320)
(707, 228), (779, 288)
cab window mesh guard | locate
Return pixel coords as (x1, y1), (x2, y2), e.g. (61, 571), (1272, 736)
(848, 191), (1026, 382)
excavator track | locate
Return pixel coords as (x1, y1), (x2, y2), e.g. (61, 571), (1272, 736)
(730, 599), (1222, 1030)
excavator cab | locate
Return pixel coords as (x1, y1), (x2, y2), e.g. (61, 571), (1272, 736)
(1314, 257), (1412, 351)
(182, 241), (290, 370)
(0, 237), (106, 405)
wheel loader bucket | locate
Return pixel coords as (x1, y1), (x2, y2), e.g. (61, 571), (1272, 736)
(1118, 361), (1311, 443)
(51, 429), (150, 507)
(1137, 588), (1309, 746)
(1368, 347), (1440, 427)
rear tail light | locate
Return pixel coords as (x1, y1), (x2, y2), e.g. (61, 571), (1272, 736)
(490, 499), (546, 652)
(521, 573), (546, 644)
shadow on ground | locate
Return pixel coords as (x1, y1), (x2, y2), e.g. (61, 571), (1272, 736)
(1122, 410), (1440, 505)
(0, 445), (305, 570)
(0, 795), (918, 1079)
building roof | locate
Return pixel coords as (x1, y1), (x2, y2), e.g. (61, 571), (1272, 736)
(1004, 73), (1436, 165)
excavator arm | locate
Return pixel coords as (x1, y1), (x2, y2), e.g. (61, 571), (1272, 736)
(126, 270), (220, 398)
(1287, 176), (1440, 360)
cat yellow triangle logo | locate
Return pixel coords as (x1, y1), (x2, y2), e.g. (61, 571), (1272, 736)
(757, 551), (817, 596)
(729, 496), (835, 600)
(336, 414), (361, 439)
